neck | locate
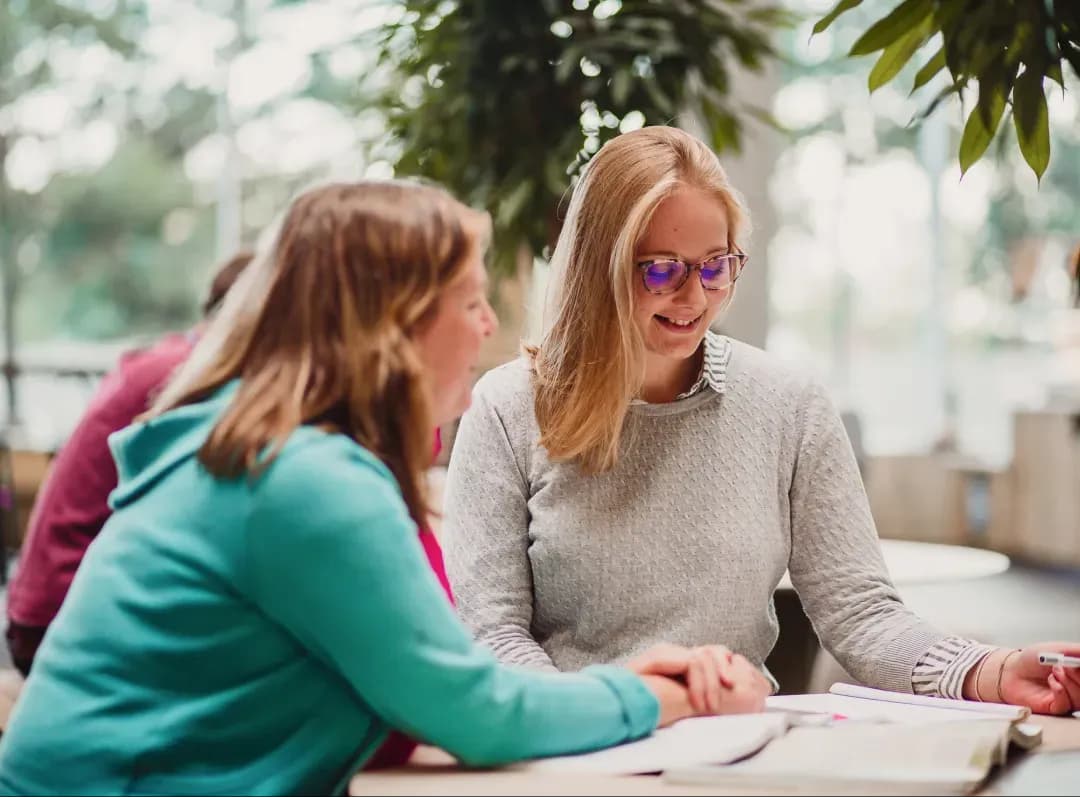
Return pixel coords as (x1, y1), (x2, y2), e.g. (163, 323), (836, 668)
(639, 344), (703, 404)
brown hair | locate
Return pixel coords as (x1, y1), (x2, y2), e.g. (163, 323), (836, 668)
(528, 126), (748, 474)
(201, 250), (255, 317)
(149, 180), (486, 527)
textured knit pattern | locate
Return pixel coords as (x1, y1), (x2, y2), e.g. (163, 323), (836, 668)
(444, 335), (976, 695)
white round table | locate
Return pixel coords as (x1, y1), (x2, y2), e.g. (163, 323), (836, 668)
(777, 539), (1011, 591)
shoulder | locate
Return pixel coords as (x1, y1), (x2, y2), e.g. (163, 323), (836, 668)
(472, 357), (533, 405)
(725, 339), (823, 402)
(723, 338), (836, 427)
(116, 334), (193, 387)
(469, 357), (537, 429)
(252, 428), (408, 531)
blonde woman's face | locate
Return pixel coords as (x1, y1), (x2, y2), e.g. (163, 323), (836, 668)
(632, 185), (732, 362)
(414, 240), (498, 428)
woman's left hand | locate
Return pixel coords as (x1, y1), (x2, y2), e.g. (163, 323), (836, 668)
(627, 643), (770, 715)
(996, 642), (1080, 715)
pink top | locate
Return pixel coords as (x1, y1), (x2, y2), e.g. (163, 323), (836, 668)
(365, 429), (454, 770)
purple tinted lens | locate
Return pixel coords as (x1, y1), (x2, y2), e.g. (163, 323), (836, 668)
(642, 260), (686, 292)
(700, 257), (732, 288)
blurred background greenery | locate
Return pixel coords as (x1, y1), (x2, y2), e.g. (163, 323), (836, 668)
(1, 0), (1079, 468)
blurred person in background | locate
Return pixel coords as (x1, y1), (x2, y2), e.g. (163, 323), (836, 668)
(444, 125), (1080, 716)
(4, 250), (253, 677)
(0, 179), (762, 796)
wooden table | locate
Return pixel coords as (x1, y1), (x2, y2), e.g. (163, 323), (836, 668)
(350, 715), (1080, 796)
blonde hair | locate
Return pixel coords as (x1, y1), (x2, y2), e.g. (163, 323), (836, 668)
(150, 179), (488, 527)
(528, 126), (748, 474)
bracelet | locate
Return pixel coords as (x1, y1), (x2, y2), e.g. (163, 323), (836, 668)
(971, 653), (990, 702)
(997, 649), (1022, 704)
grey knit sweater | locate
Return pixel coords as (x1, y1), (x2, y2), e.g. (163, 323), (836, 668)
(443, 337), (970, 695)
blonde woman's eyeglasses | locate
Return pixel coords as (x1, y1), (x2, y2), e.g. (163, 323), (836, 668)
(636, 252), (748, 295)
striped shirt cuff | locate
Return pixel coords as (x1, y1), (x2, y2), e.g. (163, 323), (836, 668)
(912, 636), (997, 699)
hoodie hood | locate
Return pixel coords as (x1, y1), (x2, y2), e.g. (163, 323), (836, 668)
(108, 381), (239, 510)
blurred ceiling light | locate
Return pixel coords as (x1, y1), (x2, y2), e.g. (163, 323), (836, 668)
(162, 209), (197, 246)
(550, 20), (572, 38)
(184, 133), (227, 185)
(228, 44), (312, 113)
(14, 89), (72, 137)
(593, 0), (622, 19)
(5, 137), (53, 194)
(940, 163), (992, 233)
(58, 119), (118, 174)
(773, 78), (829, 130)
(619, 110), (645, 133)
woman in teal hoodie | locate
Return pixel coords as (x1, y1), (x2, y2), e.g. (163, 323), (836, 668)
(0, 180), (764, 796)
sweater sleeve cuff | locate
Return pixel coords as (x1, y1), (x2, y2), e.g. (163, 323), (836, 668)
(912, 635), (996, 699)
(580, 664), (660, 741)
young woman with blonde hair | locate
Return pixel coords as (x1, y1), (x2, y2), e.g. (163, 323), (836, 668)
(0, 179), (752, 796)
(444, 126), (1080, 715)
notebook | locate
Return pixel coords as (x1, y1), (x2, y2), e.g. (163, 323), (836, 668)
(663, 684), (1043, 794)
(510, 713), (789, 775)
(663, 719), (1018, 795)
(766, 683), (1041, 749)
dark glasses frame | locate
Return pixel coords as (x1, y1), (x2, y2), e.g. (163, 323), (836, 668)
(635, 251), (749, 295)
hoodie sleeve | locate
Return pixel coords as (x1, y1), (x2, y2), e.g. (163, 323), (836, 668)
(243, 435), (658, 768)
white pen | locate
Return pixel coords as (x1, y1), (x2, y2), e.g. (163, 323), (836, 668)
(1037, 651), (1080, 668)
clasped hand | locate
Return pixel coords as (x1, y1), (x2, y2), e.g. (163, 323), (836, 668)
(627, 643), (771, 727)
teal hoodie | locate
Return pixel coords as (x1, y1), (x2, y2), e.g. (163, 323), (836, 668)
(0, 384), (658, 795)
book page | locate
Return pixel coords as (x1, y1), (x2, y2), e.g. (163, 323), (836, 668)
(510, 713), (788, 775)
(665, 720), (1012, 795)
(830, 682), (1030, 720)
(767, 692), (993, 724)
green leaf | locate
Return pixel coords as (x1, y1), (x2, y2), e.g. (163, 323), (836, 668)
(849, 0), (932, 56)
(909, 77), (965, 125)
(1013, 70), (1050, 181)
(868, 24), (929, 92)
(959, 85), (1005, 175)
(812, 0), (863, 35)
(911, 46), (946, 92)
(1047, 62), (1064, 87)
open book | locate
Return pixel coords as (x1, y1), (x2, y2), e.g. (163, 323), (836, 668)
(509, 713), (788, 775)
(767, 683), (1040, 748)
(663, 719), (1019, 795)
(663, 684), (1042, 795)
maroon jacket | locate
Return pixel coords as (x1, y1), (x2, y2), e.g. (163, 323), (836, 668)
(8, 333), (195, 629)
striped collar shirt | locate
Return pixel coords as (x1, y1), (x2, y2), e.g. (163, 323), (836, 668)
(632, 330), (732, 405)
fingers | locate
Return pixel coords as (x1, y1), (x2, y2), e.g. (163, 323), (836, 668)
(687, 650), (726, 714)
(626, 643), (692, 676)
(1048, 672), (1071, 715)
(695, 648), (723, 714)
(1054, 665), (1080, 711)
(629, 643), (741, 716)
(717, 653), (770, 714)
(687, 652), (708, 714)
(710, 646), (736, 689)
